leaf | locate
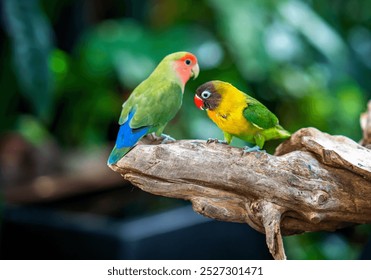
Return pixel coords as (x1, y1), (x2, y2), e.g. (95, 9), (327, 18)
(3, 0), (54, 120)
(78, 20), (223, 88)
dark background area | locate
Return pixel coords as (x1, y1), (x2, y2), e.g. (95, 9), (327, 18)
(0, 0), (370, 259)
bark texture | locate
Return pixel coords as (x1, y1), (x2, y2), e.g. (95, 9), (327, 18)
(109, 102), (371, 260)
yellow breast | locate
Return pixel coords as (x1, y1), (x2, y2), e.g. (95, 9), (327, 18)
(206, 87), (257, 137)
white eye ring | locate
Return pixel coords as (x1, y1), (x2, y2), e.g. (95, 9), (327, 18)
(201, 90), (211, 99)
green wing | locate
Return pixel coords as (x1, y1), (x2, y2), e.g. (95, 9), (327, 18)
(119, 79), (182, 129)
(243, 97), (279, 129)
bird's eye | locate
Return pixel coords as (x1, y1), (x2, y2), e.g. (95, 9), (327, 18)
(185, 59), (191, 65)
(201, 90), (211, 99)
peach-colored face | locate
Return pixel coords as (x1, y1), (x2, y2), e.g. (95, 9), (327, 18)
(173, 53), (200, 86)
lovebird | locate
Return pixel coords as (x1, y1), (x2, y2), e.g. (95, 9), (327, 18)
(108, 52), (199, 165)
(194, 80), (290, 151)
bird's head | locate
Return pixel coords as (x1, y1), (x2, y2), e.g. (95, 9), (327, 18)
(165, 52), (199, 87)
(194, 80), (227, 111)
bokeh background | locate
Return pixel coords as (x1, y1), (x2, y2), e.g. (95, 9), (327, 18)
(0, 0), (370, 260)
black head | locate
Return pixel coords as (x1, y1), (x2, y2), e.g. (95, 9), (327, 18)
(195, 81), (222, 110)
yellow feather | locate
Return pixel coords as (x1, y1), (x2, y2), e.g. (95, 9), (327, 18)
(206, 83), (260, 141)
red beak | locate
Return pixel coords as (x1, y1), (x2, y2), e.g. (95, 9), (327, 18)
(194, 94), (204, 110)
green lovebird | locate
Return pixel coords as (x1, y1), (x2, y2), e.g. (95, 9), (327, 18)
(194, 80), (290, 151)
(108, 52), (199, 165)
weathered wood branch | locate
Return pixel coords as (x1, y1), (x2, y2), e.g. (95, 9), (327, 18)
(361, 100), (371, 147)
(109, 103), (371, 260)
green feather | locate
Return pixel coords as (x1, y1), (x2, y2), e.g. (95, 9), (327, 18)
(241, 96), (290, 148)
(118, 53), (188, 133)
(119, 81), (182, 133)
(243, 98), (278, 129)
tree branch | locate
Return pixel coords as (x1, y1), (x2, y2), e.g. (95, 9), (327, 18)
(109, 103), (371, 260)
(361, 100), (371, 147)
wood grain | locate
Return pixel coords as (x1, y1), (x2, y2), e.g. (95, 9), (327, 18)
(109, 102), (371, 259)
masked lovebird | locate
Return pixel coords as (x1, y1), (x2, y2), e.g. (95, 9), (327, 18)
(194, 80), (290, 152)
(108, 52), (199, 165)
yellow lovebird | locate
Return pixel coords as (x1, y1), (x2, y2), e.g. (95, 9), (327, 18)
(194, 80), (290, 151)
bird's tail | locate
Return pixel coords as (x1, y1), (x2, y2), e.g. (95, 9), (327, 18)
(107, 110), (150, 166)
(107, 145), (132, 165)
(275, 125), (291, 139)
(261, 125), (291, 141)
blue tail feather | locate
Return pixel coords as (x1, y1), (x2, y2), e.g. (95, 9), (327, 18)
(107, 110), (150, 165)
(107, 146), (131, 165)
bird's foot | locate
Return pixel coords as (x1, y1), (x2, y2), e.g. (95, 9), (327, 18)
(206, 138), (228, 145)
(242, 145), (265, 154)
(160, 133), (176, 144)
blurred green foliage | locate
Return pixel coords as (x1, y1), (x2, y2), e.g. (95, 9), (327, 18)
(1, 0), (370, 259)
(3, 0), (54, 121)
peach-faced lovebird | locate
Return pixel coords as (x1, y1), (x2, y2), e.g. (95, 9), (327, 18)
(108, 52), (199, 165)
(194, 80), (290, 152)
